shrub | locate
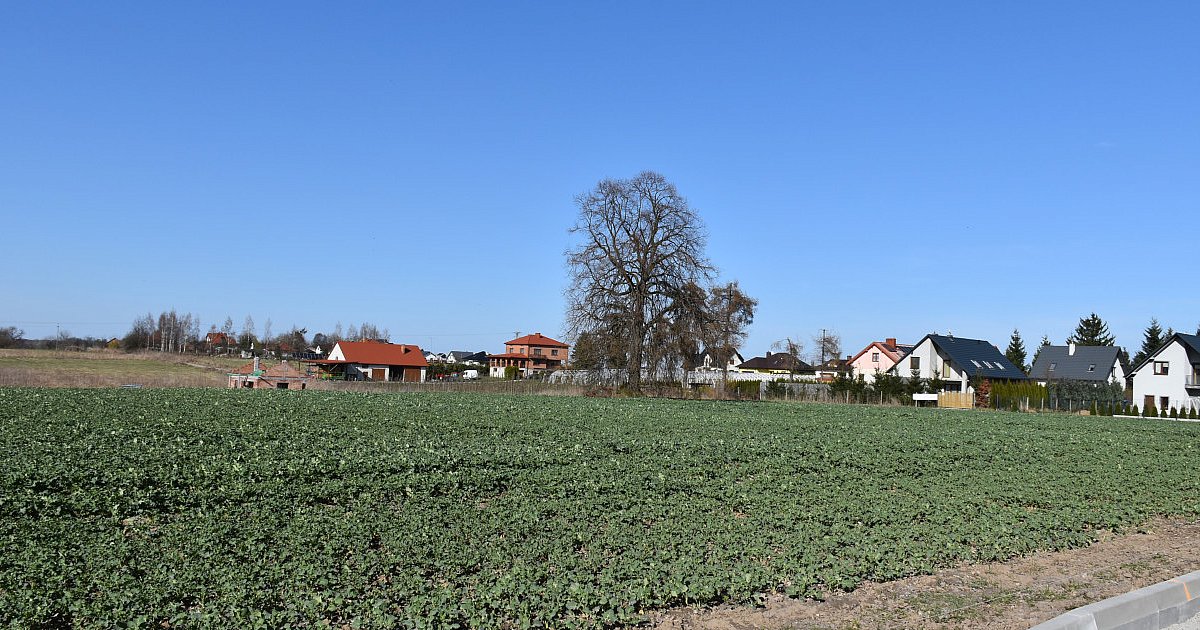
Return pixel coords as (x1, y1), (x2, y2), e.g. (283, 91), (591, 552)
(1171, 407), (1179, 419)
(1130, 405), (1139, 417)
(504, 366), (519, 380)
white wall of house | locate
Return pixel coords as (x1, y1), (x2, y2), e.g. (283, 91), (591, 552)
(1131, 341), (1200, 412)
(893, 338), (969, 392)
(328, 344), (346, 361)
(1111, 359), (1126, 385)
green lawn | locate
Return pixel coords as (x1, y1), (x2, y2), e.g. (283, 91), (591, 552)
(2, 389), (1197, 628)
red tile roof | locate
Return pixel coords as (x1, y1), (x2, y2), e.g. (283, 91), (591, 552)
(505, 332), (568, 348)
(262, 362), (304, 378)
(230, 361), (258, 375)
(333, 340), (429, 367)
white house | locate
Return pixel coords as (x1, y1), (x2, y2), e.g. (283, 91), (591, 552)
(697, 349), (744, 372)
(1129, 333), (1200, 413)
(893, 334), (1026, 393)
(309, 340), (429, 382)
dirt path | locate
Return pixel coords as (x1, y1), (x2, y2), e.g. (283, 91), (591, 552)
(650, 517), (1200, 630)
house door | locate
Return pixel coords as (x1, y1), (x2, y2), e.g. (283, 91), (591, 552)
(1144, 395), (1154, 410)
(372, 368), (386, 381)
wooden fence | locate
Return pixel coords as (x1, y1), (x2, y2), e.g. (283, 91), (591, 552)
(938, 392), (974, 409)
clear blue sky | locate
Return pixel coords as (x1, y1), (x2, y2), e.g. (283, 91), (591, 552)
(3, 2), (1198, 358)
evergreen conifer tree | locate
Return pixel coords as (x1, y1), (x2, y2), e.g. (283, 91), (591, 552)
(1005, 329), (1028, 374)
(1068, 313), (1115, 346)
(1030, 335), (1052, 368)
(1132, 318), (1165, 367)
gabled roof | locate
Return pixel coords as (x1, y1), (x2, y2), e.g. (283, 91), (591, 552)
(447, 351), (475, 361)
(505, 332), (568, 348)
(332, 340), (429, 367)
(230, 361), (259, 375)
(1129, 333), (1200, 374)
(1029, 345), (1122, 381)
(738, 353), (814, 372)
(262, 362), (305, 378)
(848, 340), (906, 364)
(700, 348), (744, 363)
(916, 334), (1026, 380)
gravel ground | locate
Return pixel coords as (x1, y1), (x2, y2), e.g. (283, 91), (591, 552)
(1164, 611), (1200, 630)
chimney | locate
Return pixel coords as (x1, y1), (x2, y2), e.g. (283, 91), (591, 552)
(253, 356), (261, 372)
(885, 338), (897, 348)
(1069, 342), (1076, 356)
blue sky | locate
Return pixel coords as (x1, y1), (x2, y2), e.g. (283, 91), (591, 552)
(3, 2), (1197, 358)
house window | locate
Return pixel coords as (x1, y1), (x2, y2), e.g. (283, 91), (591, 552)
(533, 348), (543, 356)
(942, 362), (951, 378)
(1154, 361), (1169, 376)
(872, 352), (879, 363)
(910, 357), (920, 370)
(551, 349), (559, 357)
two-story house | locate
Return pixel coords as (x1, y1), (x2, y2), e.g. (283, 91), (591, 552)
(847, 337), (913, 383)
(1128, 333), (1200, 414)
(893, 334), (1026, 393)
(488, 333), (569, 378)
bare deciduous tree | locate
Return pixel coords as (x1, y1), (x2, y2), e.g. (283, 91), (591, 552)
(812, 329), (841, 366)
(566, 171), (715, 392)
(772, 336), (807, 382)
(707, 281), (757, 396)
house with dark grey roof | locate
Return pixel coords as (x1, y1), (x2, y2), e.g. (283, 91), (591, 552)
(738, 352), (814, 375)
(1029, 343), (1126, 386)
(1129, 333), (1200, 414)
(446, 350), (488, 365)
(696, 348), (744, 372)
(891, 334), (1026, 393)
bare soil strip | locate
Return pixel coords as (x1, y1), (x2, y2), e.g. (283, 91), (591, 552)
(651, 517), (1200, 630)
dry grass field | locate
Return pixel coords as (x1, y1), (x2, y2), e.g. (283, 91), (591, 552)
(0, 349), (247, 388)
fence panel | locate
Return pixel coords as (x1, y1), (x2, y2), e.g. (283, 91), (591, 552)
(938, 392), (974, 409)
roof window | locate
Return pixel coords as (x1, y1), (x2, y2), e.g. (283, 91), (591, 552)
(1049, 363), (1056, 371)
(971, 360), (982, 368)
(1087, 364), (1096, 372)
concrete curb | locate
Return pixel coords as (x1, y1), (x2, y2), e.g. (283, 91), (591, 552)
(1030, 570), (1200, 630)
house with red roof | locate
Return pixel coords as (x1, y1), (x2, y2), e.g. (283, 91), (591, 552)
(307, 339), (428, 382)
(227, 357), (311, 390)
(848, 337), (914, 383)
(488, 332), (569, 378)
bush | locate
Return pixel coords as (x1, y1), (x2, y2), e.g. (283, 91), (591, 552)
(1171, 407), (1179, 419)
(727, 380), (760, 400)
(504, 366), (519, 380)
(1191, 407), (1198, 420)
(1130, 404), (1139, 417)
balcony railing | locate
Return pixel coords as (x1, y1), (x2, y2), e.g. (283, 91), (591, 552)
(1186, 374), (1200, 388)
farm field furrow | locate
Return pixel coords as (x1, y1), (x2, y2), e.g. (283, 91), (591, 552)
(1, 388), (1197, 628)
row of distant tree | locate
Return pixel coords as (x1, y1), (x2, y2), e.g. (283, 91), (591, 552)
(115, 311), (391, 358)
(1002, 312), (1200, 375)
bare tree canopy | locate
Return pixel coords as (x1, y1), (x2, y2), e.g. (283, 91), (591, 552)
(812, 329), (841, 365)
(706, 281), (757, 392)
(566, 171), (716, 391)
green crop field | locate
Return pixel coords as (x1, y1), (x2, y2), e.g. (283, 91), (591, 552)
(2, 389), (1198, 628)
